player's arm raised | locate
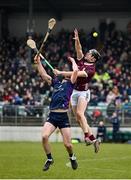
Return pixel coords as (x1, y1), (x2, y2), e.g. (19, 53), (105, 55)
(34, 55), (52, 85)
(69, 57), (78, 84)
(73, 28), (84, 60)
(54, 69), (87, 78)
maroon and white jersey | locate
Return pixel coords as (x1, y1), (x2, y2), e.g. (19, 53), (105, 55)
(74, 57), (95, 91)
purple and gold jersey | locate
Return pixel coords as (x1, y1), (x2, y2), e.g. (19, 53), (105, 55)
(75, 57), (95, 91)
(50, 77), (74, 110)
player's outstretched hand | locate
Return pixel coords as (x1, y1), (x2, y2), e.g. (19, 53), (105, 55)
(53, 69), (61, 76)
(73, 28), (79, 40)
(34, 55), (40, 64)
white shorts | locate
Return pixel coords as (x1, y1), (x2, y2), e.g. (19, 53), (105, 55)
(71, 89), (91, 106)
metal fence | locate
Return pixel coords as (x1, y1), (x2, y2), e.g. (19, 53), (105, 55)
(0, 104), (131, 126)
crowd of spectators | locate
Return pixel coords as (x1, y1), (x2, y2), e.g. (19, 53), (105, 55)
(0, 20), (131, 118)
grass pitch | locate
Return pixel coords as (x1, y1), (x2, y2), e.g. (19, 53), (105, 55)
(0, 142), (131, 179)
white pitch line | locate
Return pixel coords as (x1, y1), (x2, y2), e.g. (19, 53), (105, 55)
(88, 167), (126, 172)
(66, 162), (71, 167)
(66, 156), (130, 172)
(66, 162), (126, 172)
(77, 156), (131, 162)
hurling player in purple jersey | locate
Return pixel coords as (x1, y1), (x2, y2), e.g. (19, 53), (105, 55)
(34, 55), (78, 171)
(54, 29), (101, 153)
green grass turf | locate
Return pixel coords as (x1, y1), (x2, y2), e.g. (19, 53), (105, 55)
(0, 142), (131, 179)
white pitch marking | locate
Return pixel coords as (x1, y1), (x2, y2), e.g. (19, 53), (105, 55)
(77, 156), (131, 162)
(66, 156), (130, 172)
(66, 162), (71, 167)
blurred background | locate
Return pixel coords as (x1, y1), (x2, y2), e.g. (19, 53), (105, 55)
(0, 0), (131, 143)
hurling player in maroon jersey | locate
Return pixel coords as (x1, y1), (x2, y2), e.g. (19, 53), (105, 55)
(54, 29), (101, 153)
